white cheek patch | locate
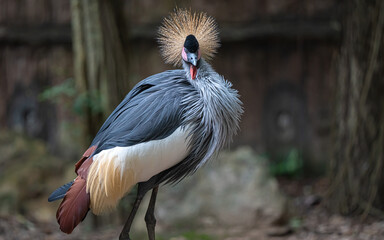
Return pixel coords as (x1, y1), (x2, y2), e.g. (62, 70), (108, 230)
(182, 47), (188, 62)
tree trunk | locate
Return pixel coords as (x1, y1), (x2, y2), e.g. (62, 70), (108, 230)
(70, 0), (132, 228)
(71, 0), (131, 143)
(328, 0), (384, 218)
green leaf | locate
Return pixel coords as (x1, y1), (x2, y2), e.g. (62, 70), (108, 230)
(39, 78), (76, 102)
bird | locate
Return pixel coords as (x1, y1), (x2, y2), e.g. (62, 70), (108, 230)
(48, 8), (242, 240)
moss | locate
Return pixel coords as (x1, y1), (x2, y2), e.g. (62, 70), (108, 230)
(156, 230), (216, 240)
(0, 131), (68, 217)
(180, 231), (216, 240)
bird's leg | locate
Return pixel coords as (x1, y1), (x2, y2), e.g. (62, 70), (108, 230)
(145, 186), (159, 240)
(119, 188), (145, 240)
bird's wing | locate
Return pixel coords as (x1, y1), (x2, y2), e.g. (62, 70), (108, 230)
(91, 69), (191, 154)
(82, 69), (195, 214)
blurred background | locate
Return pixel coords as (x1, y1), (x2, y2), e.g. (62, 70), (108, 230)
(0, 0), (383, 239)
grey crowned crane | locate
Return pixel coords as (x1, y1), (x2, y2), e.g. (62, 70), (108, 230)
(48, 9), (242, 240)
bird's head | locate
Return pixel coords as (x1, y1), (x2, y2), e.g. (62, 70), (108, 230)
(158, 9), (220, 80)
(182, 35), (201, 80)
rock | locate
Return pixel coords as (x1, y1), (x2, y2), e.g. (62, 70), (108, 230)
(303, 195), (322, 207)
(266, 226), (293, 236)
(142, 147), (287, 229)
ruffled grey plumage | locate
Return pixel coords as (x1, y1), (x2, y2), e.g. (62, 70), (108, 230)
(159, 59), (243, 183)
(85, 61), (242, 185)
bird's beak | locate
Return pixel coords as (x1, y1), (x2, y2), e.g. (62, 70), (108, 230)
(186, 52), (198, 80)
(190, 65), (197, 80)
(190, 58), (197, 67)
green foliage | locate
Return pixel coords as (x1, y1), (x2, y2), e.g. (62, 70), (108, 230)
(289, 216), (302, 230)
(268, 148), (303, 176)
(179, 231), (215, 240)
(39, 78), (104, 116)
(39, 78), (76, 102)
(156, 231), (215, 240)
(73, 89), (104, 116)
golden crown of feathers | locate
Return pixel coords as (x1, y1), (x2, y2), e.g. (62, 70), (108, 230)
(157, 9), (220, 67)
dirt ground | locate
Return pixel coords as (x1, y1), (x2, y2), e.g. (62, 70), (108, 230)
(1, 178), (384, 240)
(1, 210), (384, 240)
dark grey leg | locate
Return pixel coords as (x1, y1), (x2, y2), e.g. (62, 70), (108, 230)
(119, 186), (146, 240)
(145, 186), (159, 240)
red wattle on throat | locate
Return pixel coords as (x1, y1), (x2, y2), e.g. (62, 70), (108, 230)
(190, 65), (197, 80)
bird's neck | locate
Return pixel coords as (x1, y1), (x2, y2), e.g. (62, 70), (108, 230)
(182, 58), (216, 82)
(181, 59), (242, 168)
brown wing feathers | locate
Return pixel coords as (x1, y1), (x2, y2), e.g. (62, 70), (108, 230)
(75, 145), (97, 176)
(56, 176), (89, 233)
(56, 145), (96, 234)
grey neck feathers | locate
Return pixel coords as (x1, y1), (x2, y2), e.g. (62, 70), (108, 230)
(181, 59), (243, 170)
